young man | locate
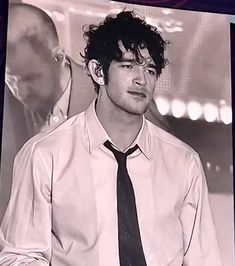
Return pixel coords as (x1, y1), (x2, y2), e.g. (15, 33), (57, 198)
(1, 3), (169, 223)
(0, 11), (222, 266)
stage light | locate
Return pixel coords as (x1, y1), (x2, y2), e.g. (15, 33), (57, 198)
(187, 101), (202, 120)
(206, 161), (211, 170)
(171, 99), (186, 118)
(165, 21), (171, 27)
(220, 105), (232, 124)
(219, 99), (226, 105)
(155, 97), (170, 115)
(203, 103), (218, 122)
(86, 10), (93, 15)
(69, 7), (76, 12)
(230, 164), (233, 173)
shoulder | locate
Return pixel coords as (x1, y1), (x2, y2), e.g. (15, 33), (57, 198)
(17, 112), (85, 159)
(145, 120), (204, 192)
(146, 119), (198, 159)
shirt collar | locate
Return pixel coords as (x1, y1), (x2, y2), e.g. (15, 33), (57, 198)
(85, 100), (110, 153)
(84, 100), (151, 160)
(134, 117), (151, 160)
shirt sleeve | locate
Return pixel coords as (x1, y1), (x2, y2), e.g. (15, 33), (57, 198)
(179, 152), (223, 266)
(0, 140), (52, 265)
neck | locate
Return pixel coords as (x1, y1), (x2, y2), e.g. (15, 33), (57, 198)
(96, 94), (143, 151)
(30, 107), (50, 121)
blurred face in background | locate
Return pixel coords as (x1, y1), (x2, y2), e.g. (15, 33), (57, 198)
(6, 39), (61, 113)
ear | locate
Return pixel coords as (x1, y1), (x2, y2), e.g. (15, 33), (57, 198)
(87, 59), (105, 86)
(51, 46), (66, 65)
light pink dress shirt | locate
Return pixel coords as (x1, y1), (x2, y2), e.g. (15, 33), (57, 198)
(0, 101), (222, 266)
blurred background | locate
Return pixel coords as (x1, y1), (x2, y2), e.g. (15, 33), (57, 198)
(6, 0), (235, 265)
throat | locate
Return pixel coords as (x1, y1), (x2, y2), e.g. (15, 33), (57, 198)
(110, 126), (141, 151)
(96, 101), (143, 150)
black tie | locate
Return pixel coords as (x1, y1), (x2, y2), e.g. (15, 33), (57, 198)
(104, 140), (147, 266)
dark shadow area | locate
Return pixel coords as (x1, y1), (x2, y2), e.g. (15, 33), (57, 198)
(0, 0), (8, 161)
(167, 116), (233, 194)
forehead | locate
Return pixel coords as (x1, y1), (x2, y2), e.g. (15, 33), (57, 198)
(8, 10), (39, 43)
(6, 39), (49, 76)
(124, 49), (154, 62)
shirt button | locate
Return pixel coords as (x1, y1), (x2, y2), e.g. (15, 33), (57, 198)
(52, 116), (59, 123)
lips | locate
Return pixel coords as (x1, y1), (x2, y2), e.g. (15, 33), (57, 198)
(127, 91), (147, 98)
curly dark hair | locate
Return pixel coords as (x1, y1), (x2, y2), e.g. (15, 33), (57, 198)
(81, 10), (169, 93)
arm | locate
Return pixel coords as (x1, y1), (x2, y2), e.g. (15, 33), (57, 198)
(180, 153), (223, 266)
(0, 139), (52, 265)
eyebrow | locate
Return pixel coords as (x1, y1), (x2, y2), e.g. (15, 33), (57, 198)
(146, 63), (157, 70)
(117, 58), (135, 63)
(117, 58), (157, 69)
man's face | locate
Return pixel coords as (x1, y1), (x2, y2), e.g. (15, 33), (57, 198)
(6, 39), (60, 112)
(103, 47), (157, 116)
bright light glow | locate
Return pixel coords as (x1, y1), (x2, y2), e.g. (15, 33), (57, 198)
(203, 103), (218, 122)
(69, 7), (76, 12)
(220, 105), (232, 124)
(206, 161), (211, 170)
(86, 10), (93, 15)
(161, 9), (173, 15)
(146, 17), (153, 24)
(98, 13), (106, 18)
(176, 21), (183, 26)
(230, 164), (233, 173)
(111, 8), (122, 14)
(187, 101), (202, 120)
(171, 99), (186, 118)
(155, 97), (170, 115)
(164, 26), (183, 33)
(165, 21), (171, 27)
(219, 99), (226, 105)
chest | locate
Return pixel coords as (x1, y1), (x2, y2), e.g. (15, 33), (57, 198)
(51, 147), (186, 227)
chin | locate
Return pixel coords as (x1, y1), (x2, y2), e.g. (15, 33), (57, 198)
(127, 106), (148, 116)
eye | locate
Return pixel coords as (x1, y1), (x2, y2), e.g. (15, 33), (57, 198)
(145, 68), (156, 76)
(121, 64), (134, 69)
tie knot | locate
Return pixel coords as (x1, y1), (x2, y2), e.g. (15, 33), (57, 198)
(104, 140), (138, 165)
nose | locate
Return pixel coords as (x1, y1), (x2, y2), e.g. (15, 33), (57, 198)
(133, 67), (147, 87)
